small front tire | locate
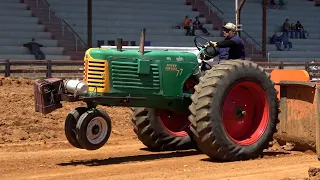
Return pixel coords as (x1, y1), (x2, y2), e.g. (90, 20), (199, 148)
(76, 108), (112, 150)
(64, 107), (88, 149)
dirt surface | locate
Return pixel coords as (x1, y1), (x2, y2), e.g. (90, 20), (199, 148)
(1, 76), (320, 180)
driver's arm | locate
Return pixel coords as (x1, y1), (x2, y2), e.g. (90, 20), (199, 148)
(215, 40), (237, 48)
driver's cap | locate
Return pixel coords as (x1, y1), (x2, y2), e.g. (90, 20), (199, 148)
(223, 22), (236, 31)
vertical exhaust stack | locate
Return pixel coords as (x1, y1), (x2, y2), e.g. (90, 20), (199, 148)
(117, 38), (123, 51)
(139, 28), (146, 55)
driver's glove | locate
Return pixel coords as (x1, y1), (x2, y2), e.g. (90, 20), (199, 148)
(204, 41), (217, 48)
(209, 41), (217, 47)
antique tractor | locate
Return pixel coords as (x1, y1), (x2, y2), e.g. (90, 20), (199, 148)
(34, 32), (279, 162)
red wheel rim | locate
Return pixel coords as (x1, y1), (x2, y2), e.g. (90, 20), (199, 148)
(222, 81), (269, 145)
(157, 110), (190, 137)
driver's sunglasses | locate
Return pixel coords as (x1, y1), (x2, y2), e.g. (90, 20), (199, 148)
(223, 28), (231, 33)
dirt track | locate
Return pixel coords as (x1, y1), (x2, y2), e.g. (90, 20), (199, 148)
(1, 76), (320, 180)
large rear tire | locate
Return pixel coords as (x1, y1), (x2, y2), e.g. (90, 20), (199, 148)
(188, 60), (279, 161)
(131, 107), (195, 151)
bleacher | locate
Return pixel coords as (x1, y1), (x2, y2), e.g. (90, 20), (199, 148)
(45, 0), (224, 47)
(205, 0), (320, 62)
(0, 0), (70, 60)
(0, 0), (318, 62)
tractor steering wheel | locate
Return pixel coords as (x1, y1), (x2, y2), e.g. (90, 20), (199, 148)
(193, 36), (217, 58)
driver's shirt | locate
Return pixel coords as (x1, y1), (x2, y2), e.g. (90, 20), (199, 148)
(216, 35), (245, 60)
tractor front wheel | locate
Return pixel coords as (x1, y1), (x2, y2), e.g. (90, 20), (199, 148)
(188, 60), (279, 161)
(131, 108), (195, 151)
(75, 108), (112, 150)
(64, 107), (88, 149)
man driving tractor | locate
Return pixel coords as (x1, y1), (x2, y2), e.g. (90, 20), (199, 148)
(205, 22), (245, 60)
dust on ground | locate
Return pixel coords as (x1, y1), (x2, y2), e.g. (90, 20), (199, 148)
(0, 76), (319, 180)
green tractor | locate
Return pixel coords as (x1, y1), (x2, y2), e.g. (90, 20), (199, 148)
(34, 31), (279, 162)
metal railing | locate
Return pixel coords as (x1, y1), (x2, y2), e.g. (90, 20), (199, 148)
(35, 0), (88, 50)
(1, 60), (320, 80)
(241, 30), (270, 61)
(206, 0), (224, 16)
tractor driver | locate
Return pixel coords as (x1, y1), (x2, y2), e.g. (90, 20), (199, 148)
(204, 22), (245, 60)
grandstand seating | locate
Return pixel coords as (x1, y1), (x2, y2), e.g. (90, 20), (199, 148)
(44, 0), (263, 60)
(1, 0), (318, 62)
(45, 0), (219, 44)
(204, 0), (320, 62)
(0, 0), (71, 60)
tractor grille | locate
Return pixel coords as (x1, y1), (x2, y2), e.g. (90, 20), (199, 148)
(110, 61), (160, 91)
(86, 59), (109, 93)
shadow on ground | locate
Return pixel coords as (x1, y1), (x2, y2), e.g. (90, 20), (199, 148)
(200, 151), (292, 163)
(57, 150), (201, 167)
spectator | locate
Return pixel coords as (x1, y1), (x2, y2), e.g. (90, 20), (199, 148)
(193, 16), (211, 36)
(279, 0), (286, 7)
(295, 21), (307, 39)
(188, 19), (195, 36)
(269, 0), (276, 5)
(290, 23), (296, 38)
(270, 32), (283, 51)
(23, 38), (45, 60)
(183, 15), (191, 36)
(282, 18), (290, 38)
(280, 32), (293, 50)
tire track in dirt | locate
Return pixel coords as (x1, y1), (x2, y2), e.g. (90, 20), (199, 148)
(1, 77), (320, 180)
(0, 139), (318, 180)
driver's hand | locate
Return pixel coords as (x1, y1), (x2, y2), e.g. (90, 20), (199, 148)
(209, 41), (217, 47)
(199, 53), (211, 60)
(199, 53), (207, 60)
(204, 41), (217, 48)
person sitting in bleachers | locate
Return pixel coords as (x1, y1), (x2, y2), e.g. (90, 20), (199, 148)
(282, 18), (290, 38)
(193, 16), (211, 36)
(23, 38), (45, 60)
(280, 32), (293, 50)
(295, 21), (308, 39)
(270, 32), (283, 51)
(279, 0), (287, 8)
(188, 18), (195, 36)
(290, 23), (296, 38)
(267, 0), (288, 9)
(269, 0), (276, 6)
(183, 15), (191, 36)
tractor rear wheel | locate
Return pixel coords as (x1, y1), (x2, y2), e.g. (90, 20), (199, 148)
(188, 60), (279, 161)
(131, 107), (195, 151)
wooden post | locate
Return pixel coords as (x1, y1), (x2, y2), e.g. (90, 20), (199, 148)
(46, 60), (52, 78)
(279, 61), (284, 69)
(87, 0), (92, 48)
(4, 59), (10, 77)
(262, 0), (267, 58)
(305, 62), (310, 71)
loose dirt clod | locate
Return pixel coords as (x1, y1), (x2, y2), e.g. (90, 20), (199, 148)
(308, 167), (320, 180)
